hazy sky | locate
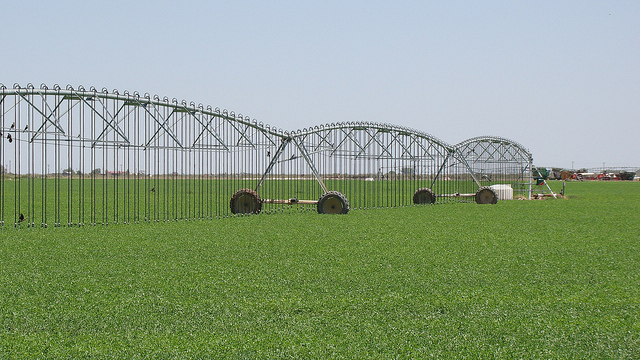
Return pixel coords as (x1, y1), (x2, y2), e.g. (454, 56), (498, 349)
(2, 1), (638, 169)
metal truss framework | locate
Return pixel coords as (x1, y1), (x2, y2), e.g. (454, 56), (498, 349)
(0, 84), (533, 227)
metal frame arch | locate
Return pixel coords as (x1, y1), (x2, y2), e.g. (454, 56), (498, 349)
(0, 83), (287, 141)
(293, 121), (454, 153)
(454, 135), (532, 162)
(453, 135), (534, 199)
(276, 121), (458, 209)
(0, 83), (291, 226)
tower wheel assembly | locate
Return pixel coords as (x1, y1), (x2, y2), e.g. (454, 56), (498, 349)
(230, 189), (350, 215)
(412, 186), (498, 204)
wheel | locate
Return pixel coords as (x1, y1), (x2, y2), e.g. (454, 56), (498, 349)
(475, 186), (498, 204)
(317, 191), (350, 214)
(413, 188), (436, 204)
(230, 188), (262, 214)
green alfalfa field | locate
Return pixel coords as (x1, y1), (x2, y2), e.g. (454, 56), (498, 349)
(1, 180), (639, 358)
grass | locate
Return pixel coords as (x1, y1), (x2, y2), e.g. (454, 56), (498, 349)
(1, 181), (639, 358)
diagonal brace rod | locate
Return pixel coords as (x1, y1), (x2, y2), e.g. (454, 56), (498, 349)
(293, 137), (329, 194)
(255, 138), (290, 192)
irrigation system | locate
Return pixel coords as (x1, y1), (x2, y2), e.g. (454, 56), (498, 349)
(1, 83), (534, 227)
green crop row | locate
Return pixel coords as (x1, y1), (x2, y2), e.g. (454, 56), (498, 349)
(2, 181), (637, 358)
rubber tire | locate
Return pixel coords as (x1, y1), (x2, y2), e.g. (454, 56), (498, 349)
(230, 188), (262, 214)
(475, 186), (498, 204)
(317, 191), (350, 214)
(413, 188), (436, 204)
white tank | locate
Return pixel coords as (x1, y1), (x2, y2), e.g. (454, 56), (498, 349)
(490, 184), (513, 200)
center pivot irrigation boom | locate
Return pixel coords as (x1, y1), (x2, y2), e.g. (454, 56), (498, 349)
(0, 83), (534, 228)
